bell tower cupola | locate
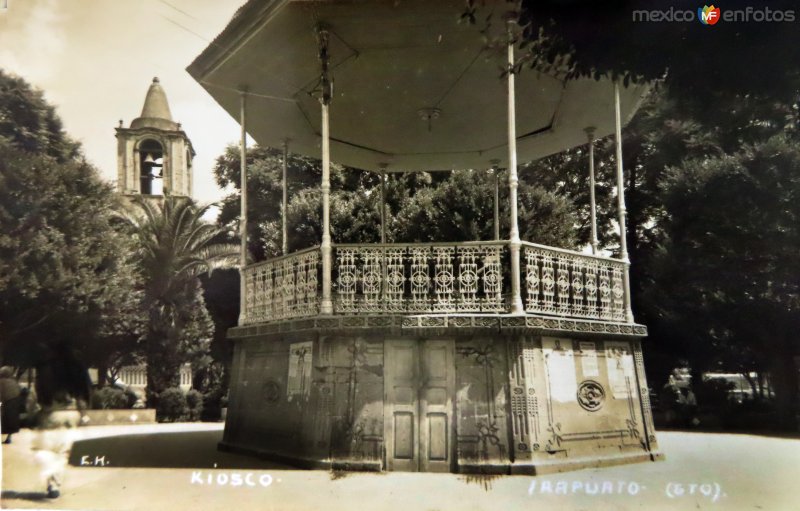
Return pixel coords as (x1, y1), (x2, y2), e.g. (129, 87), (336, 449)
(116, 77), (195, 198)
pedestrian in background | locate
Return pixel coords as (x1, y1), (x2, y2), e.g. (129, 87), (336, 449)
(1, 365), (23, 444)
(30, 342), (91, 498)
(32, 407), (80, 498)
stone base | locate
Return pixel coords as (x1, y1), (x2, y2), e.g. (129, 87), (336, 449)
(221, 317), (661, 474)
(220, 442), (664, 475)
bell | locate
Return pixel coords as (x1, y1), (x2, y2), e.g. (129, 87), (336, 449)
(143, 153), (155, 164)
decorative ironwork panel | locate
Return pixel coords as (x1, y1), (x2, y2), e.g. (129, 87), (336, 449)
(598, 267), (611, 320)
(523, 244), (627, 323)
(282, 257), (295, 318)
(336, 248), (358, 313)
(524, 249), (541, 310)
(244, 268), (256, 322)
(482, 246), (504, 312)
(556, 258), (570, 311)
(361, 248), (383, 312)
(240, 241), (629, 325)
(385, 248), (406, 312)
(240, 248), (321, 325)
(611, 266), (625, 321)
(294, 257), (307, 313)
(253, 266), (267, 324)
(585, 261), (598, 318)
(432, 247), (455, 311)
(541, 253), (556, 313)
(298, 251), (319, 316)
(273, 262), (285, 319)
(457, 247), (480, 311)
(330, 243), (507, 314)
(408, 246), (431, 312)
(571, 258), (586, 316)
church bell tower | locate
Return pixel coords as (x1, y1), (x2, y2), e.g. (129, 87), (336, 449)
(116, 77), (195, 198)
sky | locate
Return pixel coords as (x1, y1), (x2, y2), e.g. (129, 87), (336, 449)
(0, 0), (249, 206)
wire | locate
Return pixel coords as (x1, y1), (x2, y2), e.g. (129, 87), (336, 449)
(157, 0), (198, 20)
(160, 15), (211, 44)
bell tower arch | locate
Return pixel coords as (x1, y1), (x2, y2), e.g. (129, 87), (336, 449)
(116, 77), (195, 198)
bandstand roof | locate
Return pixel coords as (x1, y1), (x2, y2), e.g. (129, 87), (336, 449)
(188, 0), (649, 172)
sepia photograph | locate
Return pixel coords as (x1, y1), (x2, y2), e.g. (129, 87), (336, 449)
(0, 1), (798, 510)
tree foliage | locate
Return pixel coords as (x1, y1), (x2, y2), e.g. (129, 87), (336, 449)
(121, 197), (238, 405)
(462, 0), (800, 104)
(213, 146), (580, 258)
(0, 70), (80, 162)
(0, 71), (141, 387)
(650, 135), (800, 425)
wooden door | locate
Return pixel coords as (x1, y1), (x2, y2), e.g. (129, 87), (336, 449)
(419, 339), (455, 472)
(384, 339), (454, 472)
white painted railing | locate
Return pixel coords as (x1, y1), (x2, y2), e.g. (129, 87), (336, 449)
(334, 242), (506, 314)
(242, 246), (320, 325)
(522, 241), (627, 322)
(240, 241), (630, 324)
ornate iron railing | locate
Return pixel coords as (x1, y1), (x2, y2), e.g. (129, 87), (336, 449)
(522, 241), (627, 322)
(242, 246), (320, 325)
(333, 242), (507, 314)
(240, 241), (631, 325)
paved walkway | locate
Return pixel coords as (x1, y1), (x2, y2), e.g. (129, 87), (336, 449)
(3, 424), (799, 511)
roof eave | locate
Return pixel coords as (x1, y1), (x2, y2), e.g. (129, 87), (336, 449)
(186, 0), (290, 84)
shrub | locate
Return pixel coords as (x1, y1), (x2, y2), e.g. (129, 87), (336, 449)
(156, 387), (188, 422)
(185, 389), (204, 422)
(200, 391), (221, 422)
(696, 378), (734, 411)
(91, 386), (129, 409)
(123, 387), (139, 408)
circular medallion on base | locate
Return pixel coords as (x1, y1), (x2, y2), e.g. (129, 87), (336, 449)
(577, 380), (605, 412)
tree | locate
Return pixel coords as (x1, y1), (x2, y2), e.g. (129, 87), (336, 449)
(0, 70), (80, 162)
(651, 135), (800, 427)
(213, 145), (324, 260)
(0, 70), (143, 404)
(122, 197), (238, 406)
(75, 254), (147, 387)
(215, 144), (579, 253)
(461, 0), (800, 104)
(394, 169), (577, 247)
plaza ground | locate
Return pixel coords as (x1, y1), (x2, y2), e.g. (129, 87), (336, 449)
(2, 423), (798, 511)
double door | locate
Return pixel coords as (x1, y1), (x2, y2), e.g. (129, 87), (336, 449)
(384, 339), (455, 472)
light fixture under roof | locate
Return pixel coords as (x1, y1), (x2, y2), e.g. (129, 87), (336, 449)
(417, 107), (442, 132)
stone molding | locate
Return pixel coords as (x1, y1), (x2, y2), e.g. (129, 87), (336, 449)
(228, 314), (647, 340)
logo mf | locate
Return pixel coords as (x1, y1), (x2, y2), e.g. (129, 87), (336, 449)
(699, 5), (721, 25)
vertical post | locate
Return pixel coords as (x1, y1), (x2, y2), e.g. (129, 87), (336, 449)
(282, 139), (289, 256)
(506, 19), (523, 314)
(318, 27), (334, 315)
(585, 127), (599, 255)
(379, 164), (387, 244)
(238, 91), (248, 325)
(491, 159), (500, 241)
(378, 163), (388, 304)
(614, 81), (634, 323)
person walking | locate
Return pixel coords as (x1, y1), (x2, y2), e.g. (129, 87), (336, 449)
(30, 343), (91, 498)
(1, 366), (23, 444)
(32, 408), (80, 498)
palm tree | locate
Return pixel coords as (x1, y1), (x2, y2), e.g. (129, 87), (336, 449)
(121, 197), (239, 406)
